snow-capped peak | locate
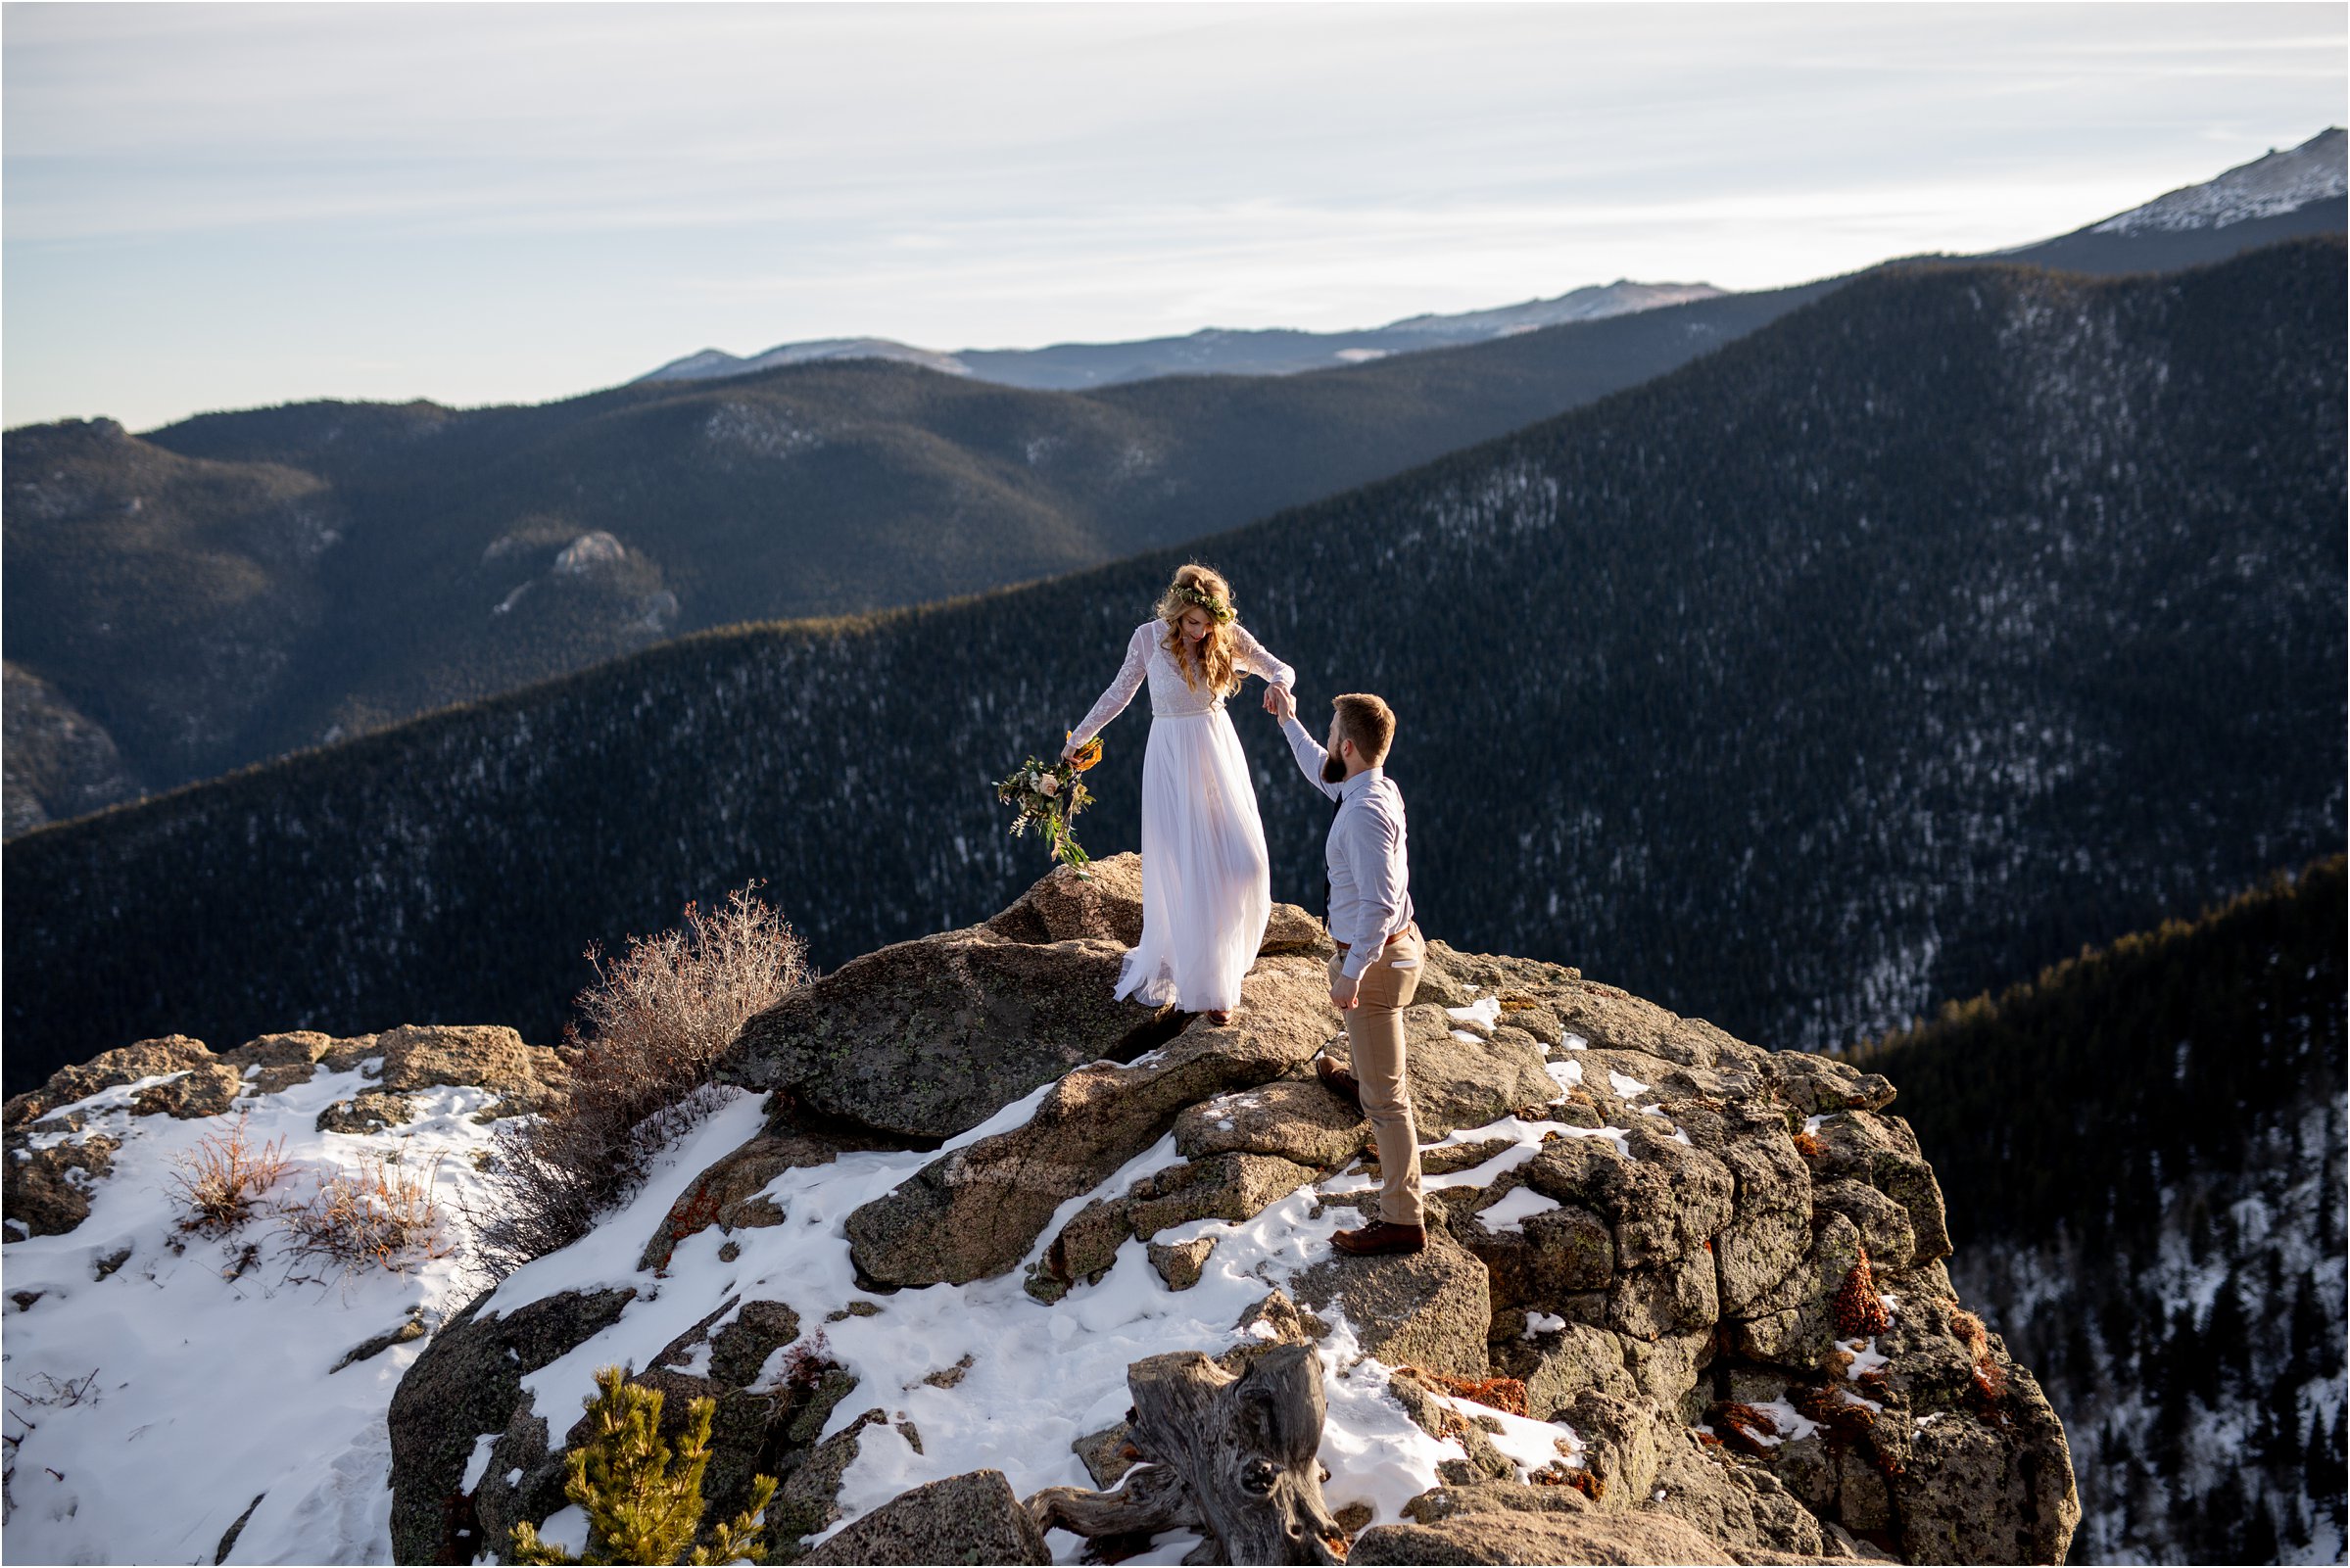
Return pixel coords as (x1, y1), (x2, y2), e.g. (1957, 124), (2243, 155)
(2092, 127), (2346, 235)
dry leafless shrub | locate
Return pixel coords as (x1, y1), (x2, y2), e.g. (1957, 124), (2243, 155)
(166, 1112), (293, 1233)
(277, 1150), (453, 1277)
(472, 883), (808, 1278)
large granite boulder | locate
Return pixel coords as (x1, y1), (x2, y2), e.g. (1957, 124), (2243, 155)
(798, 1468), (1050, 1565)
(844, 954), (1332, 1287)
(1292, 1227), (1493, 1381)
(722, 926), (1181, 1144)
(369, 1023), (569, 1119)
(1175, 1075), (1368, 1169)
(1381, 1007), (1559, 1139)
(986, 853), (1331, 960)
(730, 858), (1338, 1149)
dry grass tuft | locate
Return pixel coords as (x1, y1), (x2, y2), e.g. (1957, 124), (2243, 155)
(472, 884), (808, 1277)
(167, 1112), (292, 1233)
(277, 1151), (452, 1276)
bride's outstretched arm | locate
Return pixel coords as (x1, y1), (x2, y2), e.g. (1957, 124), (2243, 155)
(1066, 623), (1152, 757)
(1231, 622), (1296, 695)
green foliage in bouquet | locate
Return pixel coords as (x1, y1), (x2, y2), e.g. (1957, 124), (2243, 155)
(995, 734), (1102, 876)
(508, 1364), (776, 1566)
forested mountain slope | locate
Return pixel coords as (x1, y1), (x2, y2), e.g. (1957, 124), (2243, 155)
(1852, 857), (2347, 1564)
(2, 278), (1839, 815)
(6, 238), (2341, 1095)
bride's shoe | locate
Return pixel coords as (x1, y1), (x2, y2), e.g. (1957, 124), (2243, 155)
(1203, 1009), (1233, 1026)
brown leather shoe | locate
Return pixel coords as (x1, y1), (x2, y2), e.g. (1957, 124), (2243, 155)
(1202, 1010), (1233, 1026)
(1316, 1055), (1363, 1109)
(1331, 1220), (1425, 1257)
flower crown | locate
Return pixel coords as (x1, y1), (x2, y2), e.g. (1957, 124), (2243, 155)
(1173, 582), (1235, 624)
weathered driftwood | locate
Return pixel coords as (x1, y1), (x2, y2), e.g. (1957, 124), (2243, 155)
(1027, 1343), (1342, 1566)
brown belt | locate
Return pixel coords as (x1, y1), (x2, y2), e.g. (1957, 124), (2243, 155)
(1334, 922), (1418, 956)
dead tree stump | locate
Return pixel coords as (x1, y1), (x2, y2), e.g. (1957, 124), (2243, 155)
(1027, 1342), (1343, 1565)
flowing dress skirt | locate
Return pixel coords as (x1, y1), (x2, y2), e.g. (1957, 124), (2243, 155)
(1116, 706), (1271, 1013)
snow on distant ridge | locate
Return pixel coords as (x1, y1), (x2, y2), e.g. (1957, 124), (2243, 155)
(2092, 127), (2346, 235)
(643, 337), (972, 384)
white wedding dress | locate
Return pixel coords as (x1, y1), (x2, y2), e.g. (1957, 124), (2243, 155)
(1070, 620), (1296, 1013)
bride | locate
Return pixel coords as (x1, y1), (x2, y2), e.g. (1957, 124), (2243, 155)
(1064, 563), (1295, 1024)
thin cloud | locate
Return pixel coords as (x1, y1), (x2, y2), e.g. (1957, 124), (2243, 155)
(3, 1), (2341, 429)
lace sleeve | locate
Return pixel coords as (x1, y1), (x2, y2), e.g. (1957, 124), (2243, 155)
(1070, 624), (1153, 748)
(1231, 622), (1295, 689)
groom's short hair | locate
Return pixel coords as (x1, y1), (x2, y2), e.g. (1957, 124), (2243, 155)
(1332, 693), (1396, 765)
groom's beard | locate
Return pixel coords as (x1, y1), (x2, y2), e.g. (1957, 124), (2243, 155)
(1321, 754), (1346, 784)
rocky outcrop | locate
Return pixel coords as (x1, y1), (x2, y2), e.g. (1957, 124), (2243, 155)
(386, 1286), (641, 1564)
(4, 1034), (229, 1129)
(1, 1022), (568, 1245)
(984, 853), (1331, 961)
(843, 954), (1334, 1287)
(394, 1284), (865, 1566)
(3, 1131), (120, 1238)
(364, 861), (2074, 1566)
(367, 1023), (568, 1119)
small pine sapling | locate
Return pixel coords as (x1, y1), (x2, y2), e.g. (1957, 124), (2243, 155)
(508, 1365), (776, 1566)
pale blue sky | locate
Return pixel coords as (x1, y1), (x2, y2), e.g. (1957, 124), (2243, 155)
(4, 1), (2342, 432)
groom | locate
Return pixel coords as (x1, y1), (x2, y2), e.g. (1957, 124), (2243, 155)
(1270, 686), (1425, 1258)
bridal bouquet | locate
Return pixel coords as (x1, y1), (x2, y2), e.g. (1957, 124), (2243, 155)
(996, 734), (1103, 874)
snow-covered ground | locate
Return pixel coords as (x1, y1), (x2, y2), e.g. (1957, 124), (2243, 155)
(3, 1060), (505, 1563)
(5, 993), (1607, 1564)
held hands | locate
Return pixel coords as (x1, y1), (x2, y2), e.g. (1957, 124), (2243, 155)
(1328, 971), (1359, 1011)
(1265, 683), (1296, 723)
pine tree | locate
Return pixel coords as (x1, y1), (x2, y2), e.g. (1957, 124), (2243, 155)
(509, 1365), (777, 1567)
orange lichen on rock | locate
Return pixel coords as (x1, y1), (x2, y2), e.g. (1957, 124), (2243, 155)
(1397, 1365), (1529, 1418)
(1949, 1307), (2010, 1404)
(1711, 1402), (1782, 1458)
(1833, 1249), (1892, 1336)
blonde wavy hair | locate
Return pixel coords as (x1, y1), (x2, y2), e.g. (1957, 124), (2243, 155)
(1156, 563), (1240, 695)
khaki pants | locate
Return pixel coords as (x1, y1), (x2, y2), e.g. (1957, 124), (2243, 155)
(1331, 923), (1424, 1227)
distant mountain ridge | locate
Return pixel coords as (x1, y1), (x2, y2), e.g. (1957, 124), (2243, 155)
(1, 276), (1844, 825)
(644, 129), (2347, 397)
(7, 237), (2339, 1101)
(635, 280), (1729, 392)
